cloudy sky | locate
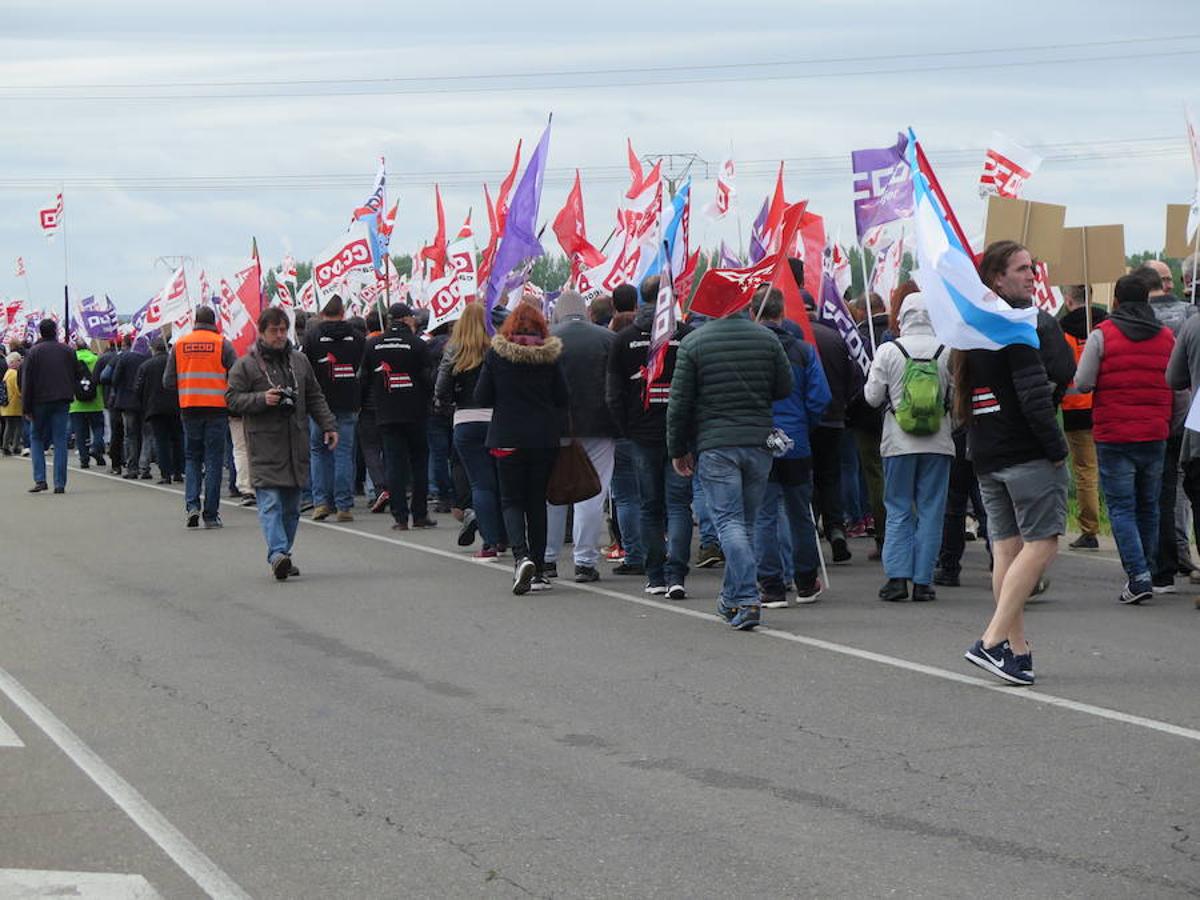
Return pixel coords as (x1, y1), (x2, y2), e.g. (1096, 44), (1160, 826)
(2, 0), (1198, 312)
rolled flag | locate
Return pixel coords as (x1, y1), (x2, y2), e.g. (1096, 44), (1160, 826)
(14, 256), (25, 278)
(978, 132), (1043, 199)
(906, 128), (1038, 350)
(851, 133), (913, 241)
(703, 158), (736, 220)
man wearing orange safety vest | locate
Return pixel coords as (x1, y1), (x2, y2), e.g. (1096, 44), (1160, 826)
(164, 306), (237, 529)
(1058, 285), (1108, 551)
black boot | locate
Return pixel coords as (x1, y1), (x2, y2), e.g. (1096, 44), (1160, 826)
(878, 577), (909, 602)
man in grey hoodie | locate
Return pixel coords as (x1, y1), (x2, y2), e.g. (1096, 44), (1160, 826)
(544, 289), (618, 583)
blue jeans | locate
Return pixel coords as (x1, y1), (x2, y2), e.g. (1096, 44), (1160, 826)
(71, 411), (105, 463)
(692, 472), (720, 548)
(427, 416), (454, 501)
(630, 441), (694, 586)
(611, 439), (643, 566)
(840, 429), (866, 522)
(1097, 440), (1165, 592)
(453, 421), (506, 547)
(183, 412), (228, 520)
(882, 453), (952, 585)
(31, 400), (70, 489)
(310, 411), (357, 511)
(256, 486), (301, 562)
(755, 461), (819, 592)
(697, 446), (772, 609)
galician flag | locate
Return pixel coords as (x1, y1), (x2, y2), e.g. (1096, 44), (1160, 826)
(906, 128), (1038, 350)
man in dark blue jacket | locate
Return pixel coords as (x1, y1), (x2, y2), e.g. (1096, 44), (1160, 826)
(751, 287), (832, 607)
(20, 318), (79, 493)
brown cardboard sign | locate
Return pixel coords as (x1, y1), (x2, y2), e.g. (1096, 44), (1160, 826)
(1165, 203), (1197, 259)
(984, 195), (1067, 264)
(1052, 225), (1126, 286)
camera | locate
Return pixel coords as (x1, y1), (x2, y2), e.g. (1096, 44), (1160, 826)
(276, 386), (297, 412)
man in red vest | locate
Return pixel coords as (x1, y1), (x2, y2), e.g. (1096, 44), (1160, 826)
(1073, 274), (1176, 605)
(165, 306), (237, 529)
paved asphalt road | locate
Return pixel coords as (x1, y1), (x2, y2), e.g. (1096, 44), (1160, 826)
(0, 457), (1198, 898)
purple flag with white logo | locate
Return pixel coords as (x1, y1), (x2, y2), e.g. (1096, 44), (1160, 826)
(819, 245), (871, 375)
(485, 117), (552, 333)
(851, 132), (914, 241)
(748, 198), (769, 264)
(78, 294), (119, 340)
(718, 240), (742, 269)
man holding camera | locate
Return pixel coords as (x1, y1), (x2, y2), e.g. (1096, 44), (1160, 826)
(227, 306), (339, 580)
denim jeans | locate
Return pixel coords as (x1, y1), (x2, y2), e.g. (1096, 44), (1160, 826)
(610, 439), (643, 566)
(71, 411), (105, 463)
(427, 415), (454, 501)
(255, 486), (301, 562)
(31, 400), (70, 489)
(310, 410), (357, 512)
(1097, 440), (1165, 592)
(121, 410), (142, 473)
(453, 421), (506, 547)
(839, 429), (865, 522)
(882, 453), (952, 585)
(183, 412), (228, 520)
(755, 459), (819, 592)
(697, 446), (772, 608)
(691, 470), (720, 548)
(630, 441), (693, 586)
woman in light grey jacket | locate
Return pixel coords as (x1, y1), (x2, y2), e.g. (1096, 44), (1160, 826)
(864, 291), (954, 602)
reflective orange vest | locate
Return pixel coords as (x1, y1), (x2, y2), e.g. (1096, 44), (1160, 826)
(175, 329), (228, 409)
(1061, 331), (1092, 412)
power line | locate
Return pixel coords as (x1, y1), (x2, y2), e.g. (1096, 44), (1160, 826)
(4, 33), (1193, 91)
(2, 45), (1197, 100)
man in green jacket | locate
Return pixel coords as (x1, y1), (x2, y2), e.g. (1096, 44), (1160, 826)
(667, 309), (793, 630)
(70, 341), (106, 469)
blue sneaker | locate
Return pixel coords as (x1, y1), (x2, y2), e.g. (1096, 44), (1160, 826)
(1012, 651), (1034, 679)
(729, 605), (761, 631)
(964, 639), (1034, 686)
(716, 597), (738, 622)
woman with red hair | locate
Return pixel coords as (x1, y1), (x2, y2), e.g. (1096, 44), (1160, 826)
(474, 304), (569, 595)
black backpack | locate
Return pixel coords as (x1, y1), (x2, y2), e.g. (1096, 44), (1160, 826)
(75, 357), (97, 403)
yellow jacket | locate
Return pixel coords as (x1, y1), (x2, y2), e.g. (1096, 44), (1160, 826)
(2, 367), (22, 416)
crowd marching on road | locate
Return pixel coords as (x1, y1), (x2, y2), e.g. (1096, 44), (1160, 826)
(7, 243), (1200, 689)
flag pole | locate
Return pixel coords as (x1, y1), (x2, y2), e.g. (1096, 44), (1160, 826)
(858, 242), (877, 352)
(60, 186), (70, 341)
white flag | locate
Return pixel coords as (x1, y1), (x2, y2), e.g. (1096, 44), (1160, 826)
(38, 193), (63, 241)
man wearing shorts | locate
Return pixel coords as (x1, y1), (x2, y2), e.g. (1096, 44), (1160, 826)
(958, 242), (1072, 685)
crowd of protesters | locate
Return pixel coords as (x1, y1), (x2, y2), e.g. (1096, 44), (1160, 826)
(7, 242), (1200, 686)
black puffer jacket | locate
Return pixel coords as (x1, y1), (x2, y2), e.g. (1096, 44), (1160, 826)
(605, 304), (691, 444)
(107, 350), (149, 412)
(965, 343), (1068, 474)
(474, 334), (568, 449)
(551, 315), (617, 438)
(809, 320), (861, 428)
(303, 319), (365, 412)
(359, 324), (432, 425)
(134, 351), (179, 419)
(434, 345), (487, 415)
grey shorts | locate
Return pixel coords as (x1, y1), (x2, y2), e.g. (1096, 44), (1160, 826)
(977, 458), (1068, 542)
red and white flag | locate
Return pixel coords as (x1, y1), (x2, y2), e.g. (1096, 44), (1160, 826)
(14, 257), (25, 278)
(870, 231), (905, 305)
(1032, 260), (1063, 315)
(275, 281), (293, 307)
(146, 266), (189, 328)
(219, 277), (255, 355)
(280, 255), (298, 287)
(197, 269), (213, 307)
(978, 133), (1043, 199)
(297, 279), (317, 313)
(39, 193), (63, 240)
(446, 237), (478, 301)
(703, 158), (737, 220)
(425, 272), (465, 332)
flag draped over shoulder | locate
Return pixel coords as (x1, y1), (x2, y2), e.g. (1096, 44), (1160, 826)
(906, 129), (1038, 351)
(484, 118), (552, 333)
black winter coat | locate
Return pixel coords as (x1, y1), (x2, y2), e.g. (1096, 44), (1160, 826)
(108, 350), (150, 412)
(605, 304), (691, 444)
(19, 337), (79, 406)
(134, 352), (179, 419)
(474, 334), (568, 448)
(360, 324), (432, 425)
(809, 320), (861, 428)
(550, 316), (617, 437)
(302, 319), (365, 413)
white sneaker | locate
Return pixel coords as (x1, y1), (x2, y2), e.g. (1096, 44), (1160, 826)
(644, 584), (668, 595)
(530, 575), (552, 592)
(1152, 583), (1176, 594)
(665, 585), (687, 600)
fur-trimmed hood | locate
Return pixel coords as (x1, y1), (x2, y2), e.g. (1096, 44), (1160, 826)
(491, 333), (563, 365)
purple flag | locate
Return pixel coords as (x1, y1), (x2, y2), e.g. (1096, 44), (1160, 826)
(79, 294), (119, 340)
(851, 132), (914, 241)
(718, 240), (742, 269)
(748, 198), (769, 264)
(819, 264), (871, 375)
(485, 117), (552, 332)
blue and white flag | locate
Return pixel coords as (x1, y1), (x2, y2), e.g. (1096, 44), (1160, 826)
(906, 129), (1038, 350)
(635, 179), (690, 300)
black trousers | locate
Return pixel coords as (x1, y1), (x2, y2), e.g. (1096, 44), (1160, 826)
(149, 414), (184, 478)
(1180, 457), (1200, 570)
(379, 421), (429, 524)
(108, 408), (125, 469)
(937, 429), (989, 574)
(496, 447), (557, 571)
(810, 425), (845, 540)
(1155, 432), (1182, 583)
(357, 408), (387, 497)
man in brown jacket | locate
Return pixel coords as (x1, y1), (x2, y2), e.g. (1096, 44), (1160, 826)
(227, 307), (338, 580)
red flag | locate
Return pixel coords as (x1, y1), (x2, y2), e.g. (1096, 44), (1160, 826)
(796, 211), (826, 302)
(625, 139), (662, 200)
(768, 202), (816, 346)
(456, 209), (473, 241)
(421, 185), (448, 279)
(553, 170), (604, 269)
(673, 249), (701, 303)
(495, 140), (522, 232)
(763, 163), (787, 253)
(479, 183), (499, 285)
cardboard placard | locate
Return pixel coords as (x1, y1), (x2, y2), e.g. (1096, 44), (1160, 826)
(984, 195), (1068, 264)
(1052, 225), (1126, 286)
(1165, 204), (1197, 259)
(1089, 282), (1114, 310)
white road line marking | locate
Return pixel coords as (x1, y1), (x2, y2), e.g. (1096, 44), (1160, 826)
(0, 868), (162, 898)
(0, 711), (24, 747)
(0, 668), (251, 900)
(76, 467), (1200, 743)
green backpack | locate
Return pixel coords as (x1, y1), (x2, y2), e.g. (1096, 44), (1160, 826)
(893, 343), (945, 436)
